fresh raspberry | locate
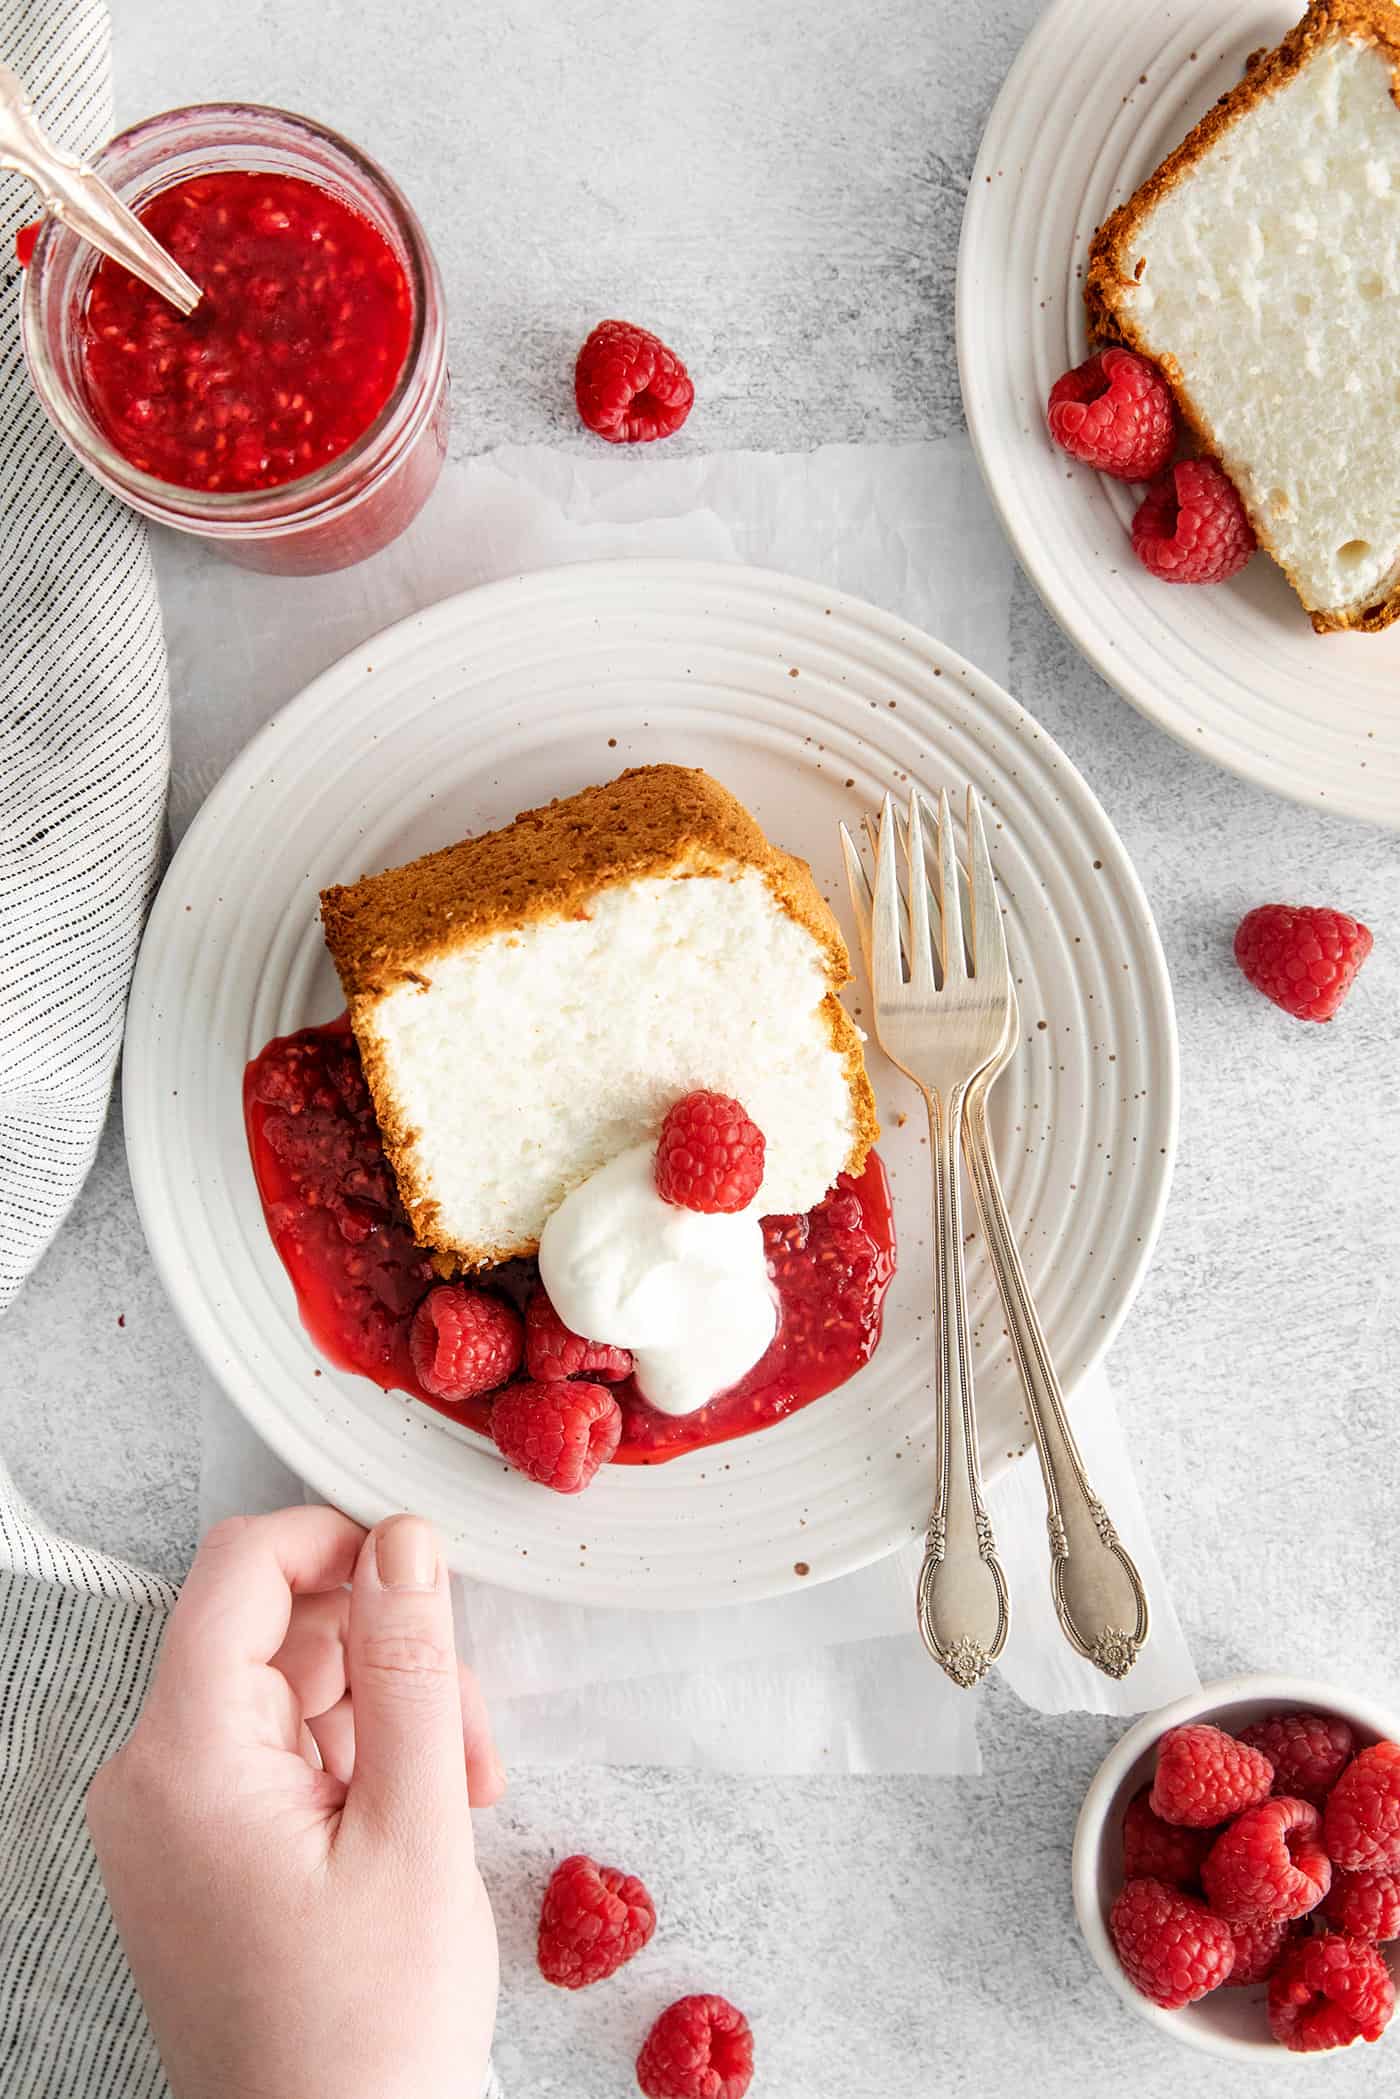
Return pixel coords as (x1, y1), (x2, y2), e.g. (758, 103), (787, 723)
(1201, 1797), (1332, 1924)
(536, 1852), (655, 1988)
(1131, 457), (1255, 584)
(1233, 904), (1373, 1024)
(409, 1285), (522, 1402)
(1322, 1868), (1400, 1944)
(636, 1994), (754, 2099)
(1149, 1722), (1274, 1828)
(523, 1285), (632, 1383)
(1121, 1787), (1211, 1887)
(1267, 1933), (1396, 2052)
(490, 1380), (621, 1493)
(1324, 1741), (1400, 1873)
(1045, 348), (1176, 480)
(1236, 1711), (1357, 1809)
(1108, 1878), (1236, 2009)
(575, 319), (694, 444)
(655, 1091), (766, 1214)
(1223, 1916), (1292, 1988)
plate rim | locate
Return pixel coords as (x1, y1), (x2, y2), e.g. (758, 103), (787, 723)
(956, 0), (1400, 832)
(124, 555), (1180, 1605)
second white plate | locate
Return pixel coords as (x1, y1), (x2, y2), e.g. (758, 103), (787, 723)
(959, 0), (1400, 829)
(124, 559), (1177, 1606)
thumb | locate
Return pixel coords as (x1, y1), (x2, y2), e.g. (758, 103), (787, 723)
(340, 1515), (470, 1843)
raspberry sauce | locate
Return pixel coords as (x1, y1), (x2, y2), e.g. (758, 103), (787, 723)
(614, 1171), (895, 1462)
(244, 1019), (895, 1463)
(80, 172), (411, 492)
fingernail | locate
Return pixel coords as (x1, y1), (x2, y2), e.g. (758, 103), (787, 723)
(375, 1515), (438, 1590)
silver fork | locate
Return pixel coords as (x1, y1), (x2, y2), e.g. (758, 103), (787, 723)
(847, 789), (1150, 1681)
(840, 789), (1011, 1687)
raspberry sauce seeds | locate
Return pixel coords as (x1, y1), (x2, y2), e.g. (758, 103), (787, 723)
(80, 171), (412, 493)
(243, 1017), (895, 1469)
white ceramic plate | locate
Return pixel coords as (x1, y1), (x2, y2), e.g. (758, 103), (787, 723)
(959, 0), (1400, 830)
(124, 559), (1177, 1607)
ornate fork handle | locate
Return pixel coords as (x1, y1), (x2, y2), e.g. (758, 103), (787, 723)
(916, 1081), (1011, 1688)
(963, 1080), (1149, 1679)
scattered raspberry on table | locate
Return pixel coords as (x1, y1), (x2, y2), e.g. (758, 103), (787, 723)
(1045, 348), (1176, 480)
(490, 1379), (621, 1492)
(1109, 1878), (1236, 2009)
(1223, 1916), (1292, 1988)
(655, 1091), (766, 1214)
(575, 319), (694, 444)
(1149, 1722), (1274, 1828)
(1201, 1796), (1332, 1924)
(1234, 904), (1374, 1023)
(409, 1284), (522, 1402)
(1322, 1868), (1400, 1944)
(1267, 1932), (1396, 2052)
(1121, 1787), (1211, 1888)
(636, 1993), (754, 2099)
(1131, 457), (1255, 585)
(1237, 1710), (1356, 1809)
(537, 1852), (656, 1988)
(524, 1285), (633, 1383)
(1323, 1740), (1400, 1873)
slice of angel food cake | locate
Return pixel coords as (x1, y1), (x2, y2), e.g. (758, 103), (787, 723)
(1085, 0), (1400, 630)
(244, 765), (895, 1489)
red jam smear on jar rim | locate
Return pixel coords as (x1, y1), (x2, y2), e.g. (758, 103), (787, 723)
(80, 171), (412, 493)
(244, 1017), (896, 1463)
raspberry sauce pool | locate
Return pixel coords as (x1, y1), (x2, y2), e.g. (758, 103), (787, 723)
(80, 171), (412, 493)
(244, 1018), (896, 1464)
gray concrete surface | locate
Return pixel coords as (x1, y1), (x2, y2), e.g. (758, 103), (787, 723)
(2, 0), (1398, 2091)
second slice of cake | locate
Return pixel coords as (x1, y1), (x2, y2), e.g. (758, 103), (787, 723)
(1087, 0), (1400, 631)
(320, 764), (877, 1267)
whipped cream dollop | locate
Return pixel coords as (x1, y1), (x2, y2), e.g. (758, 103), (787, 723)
(537, 1142), (777, 1417)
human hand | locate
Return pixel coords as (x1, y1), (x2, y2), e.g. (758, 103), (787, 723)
(87, 1507), (501, 2099)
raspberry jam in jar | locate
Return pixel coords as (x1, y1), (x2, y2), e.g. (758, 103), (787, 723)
(82, 172), (413, 495)
(22, 106), (447, 573)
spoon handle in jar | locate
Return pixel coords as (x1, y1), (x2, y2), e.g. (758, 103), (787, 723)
(0, 64), (201, 314)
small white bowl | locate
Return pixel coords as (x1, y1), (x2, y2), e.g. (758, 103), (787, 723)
(1073, 1673), (1400, 2063)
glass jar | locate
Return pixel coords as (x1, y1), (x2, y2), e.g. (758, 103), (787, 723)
(21, 104), (448, 575)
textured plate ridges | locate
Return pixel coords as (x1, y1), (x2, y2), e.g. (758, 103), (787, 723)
(959, 0), (1400, 829)
(123, 560), (1177, 1607)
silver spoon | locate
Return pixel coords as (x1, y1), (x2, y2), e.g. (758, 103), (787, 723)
(0, 65), (200, 314)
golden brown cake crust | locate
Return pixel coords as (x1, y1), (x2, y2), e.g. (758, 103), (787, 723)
(320, 765), (879, 1263)
(1084, 0), (1400, 633)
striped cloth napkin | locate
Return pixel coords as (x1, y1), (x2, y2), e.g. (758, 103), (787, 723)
(0, 0), (177, 2092)
(0, 0), (167, 1311)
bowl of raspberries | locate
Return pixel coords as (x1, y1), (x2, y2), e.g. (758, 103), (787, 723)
(1074, 1676), (1400, 2060)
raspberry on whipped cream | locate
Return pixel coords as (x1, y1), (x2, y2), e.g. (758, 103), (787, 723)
(537, 1142), (776, 1417)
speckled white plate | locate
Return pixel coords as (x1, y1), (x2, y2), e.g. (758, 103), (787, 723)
(959, 0), (1400, 830)
(123, 560), (1177, 1607)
